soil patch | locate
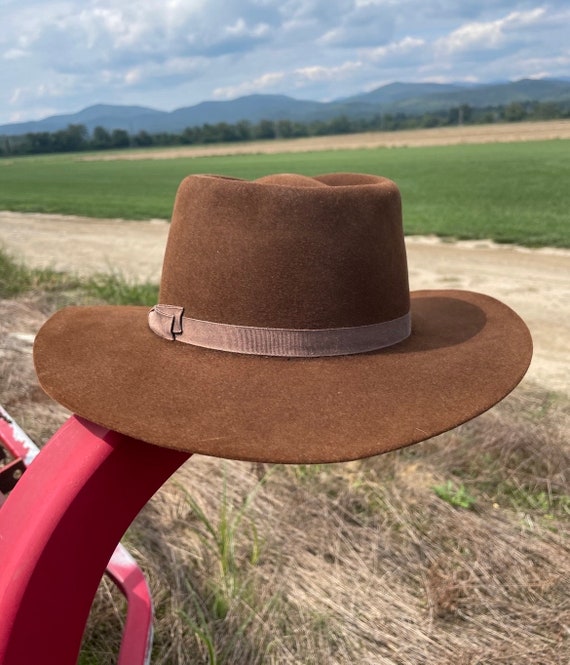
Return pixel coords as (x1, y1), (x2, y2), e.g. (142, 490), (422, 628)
(1, 211), (568, 395)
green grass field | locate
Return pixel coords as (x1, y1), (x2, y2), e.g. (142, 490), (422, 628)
(1, 139), (569, 247)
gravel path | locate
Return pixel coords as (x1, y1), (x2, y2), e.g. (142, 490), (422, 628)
(1, 210), (568, 395)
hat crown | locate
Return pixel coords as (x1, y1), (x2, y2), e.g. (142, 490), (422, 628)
(159, 173), (410, 329)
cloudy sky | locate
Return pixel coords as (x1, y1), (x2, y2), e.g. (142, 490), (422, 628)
(1, 0), (569, 125)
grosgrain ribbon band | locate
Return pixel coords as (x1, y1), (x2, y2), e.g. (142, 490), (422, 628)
(148, 304), (411, 357)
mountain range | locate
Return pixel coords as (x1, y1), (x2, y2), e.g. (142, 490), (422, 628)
(2, 78), (569, 137)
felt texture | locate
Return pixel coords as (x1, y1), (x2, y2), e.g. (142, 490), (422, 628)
(33, 173), (532, 463)
(159, 174), (409, 328)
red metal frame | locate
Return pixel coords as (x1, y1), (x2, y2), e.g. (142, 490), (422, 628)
(0, 414), (191, 665)
(0, 405), (40, 466)
(0, 406), (156, 665)
(107, 543), (155, 665)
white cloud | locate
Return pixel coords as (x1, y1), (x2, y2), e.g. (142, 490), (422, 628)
(435, 8), (548, 56)
(213, 61), (364, 99)
(1, 1), (569, 124)
(7, 78), (79, 108)
(501, 51), (570, 82)
(9, 88), (22, 105)
(224, 18), (270, 39)
(3, 49), (28, 60)
(5, 1), (277, 71)
(294, 61), (363, 82)
(318, 2), (394, 47)
(213, 72), (286, 99)
(8, 107), (59, 123)
(366, 36), (426, 61)
(122, 56), (205, 88)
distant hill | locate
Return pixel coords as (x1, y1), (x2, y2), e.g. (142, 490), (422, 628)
(1, 104), (163, 136)
(2, 78), (569, 137)
(149, 95), (329, 133)
(340, 81), (463, 105)
(372, 78), (570, 115)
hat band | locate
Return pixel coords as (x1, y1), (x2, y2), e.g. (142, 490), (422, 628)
(148, 304), (411, 357)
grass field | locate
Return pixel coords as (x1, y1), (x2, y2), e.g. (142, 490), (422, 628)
(1, 139), (569, 247)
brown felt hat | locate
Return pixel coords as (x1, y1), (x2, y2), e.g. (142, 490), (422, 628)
(33, 173), (532, 463)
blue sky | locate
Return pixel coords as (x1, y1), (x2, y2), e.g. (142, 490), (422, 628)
(1, 0), (569, 125)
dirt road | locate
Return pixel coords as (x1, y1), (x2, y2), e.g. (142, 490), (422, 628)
(1, 211), (568, 395)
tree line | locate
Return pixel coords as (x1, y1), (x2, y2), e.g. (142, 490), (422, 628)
(1, 100), (568, 157)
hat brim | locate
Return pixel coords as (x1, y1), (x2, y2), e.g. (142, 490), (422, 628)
(33, 290), (532, 463)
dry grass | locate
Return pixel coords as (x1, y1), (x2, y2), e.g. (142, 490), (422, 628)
(100, 395), (568, 665)
(1, 294), (569, 664)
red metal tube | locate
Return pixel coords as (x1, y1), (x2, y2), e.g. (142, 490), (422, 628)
(0, 416), (190, 665)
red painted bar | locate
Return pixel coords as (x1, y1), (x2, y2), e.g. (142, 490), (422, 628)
(1, 406), (157, 664)
(0, 416), (190, 665)
(107, 544), (154, 665)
